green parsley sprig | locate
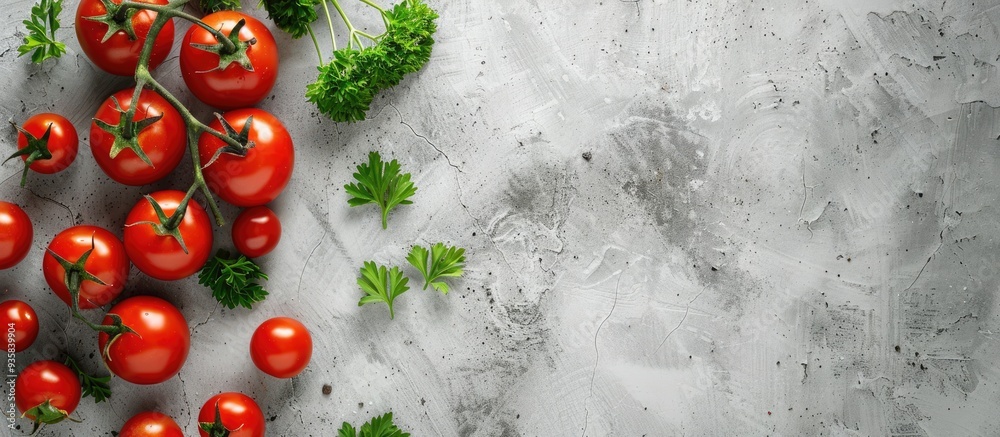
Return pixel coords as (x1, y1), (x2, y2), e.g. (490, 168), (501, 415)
(407, 243), (465, 294)
(345, 151), (417, 229)
(64, 356), (111, 403)
(357, 261), (409, 319)
(199, 0), (243, 13)
(198, 250), (269, 309)
(18, 0), (67, 64)
(339, 412), (410, 437)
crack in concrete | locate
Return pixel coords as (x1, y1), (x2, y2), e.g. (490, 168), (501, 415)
(297, 230), (327, 299)
(903, 229), (945, 292)
(25, 187), (76, 226)
(653, 287), (707, 354)
(581, 266), (626, 437)
(388, 103), (464, 173)
(191, 303), (219, 333)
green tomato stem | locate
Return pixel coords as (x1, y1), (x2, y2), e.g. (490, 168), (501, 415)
(119, 0), (238, 54)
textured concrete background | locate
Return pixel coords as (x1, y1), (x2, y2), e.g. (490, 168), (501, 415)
(2, 0), (1000, 435)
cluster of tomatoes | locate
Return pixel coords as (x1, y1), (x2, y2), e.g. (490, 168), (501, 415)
(2, 1), (315, 435)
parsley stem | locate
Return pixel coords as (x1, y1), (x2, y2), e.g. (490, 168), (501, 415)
(330, 0), (363, 49)
(322, 0), (338, 52)
(307, 26), (324, 66)
(358, 0), (390, 28)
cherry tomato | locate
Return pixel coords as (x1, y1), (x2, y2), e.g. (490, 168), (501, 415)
(0, 201), (32, 270)
(75, 0), (175, 76)
(120, 411), (184, 437)
(91, 87), (186, 186)
(198, 392), (265, 437)
(232, 206), (281, 258)
(0, 300), (38, 352)
(124, 190), (213, 281)
(15, 113), (79, 175)
(180, 12), (279, 110)
(14, 360), (81, 424)
(43, 225), (130, 309)
(250, 317), (312, 378)
(199, 109), (294, 207)
(98, 296), (190, 385)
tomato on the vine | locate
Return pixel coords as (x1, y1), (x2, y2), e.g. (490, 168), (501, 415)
(13, 113), (78, 176)
(120, 411), (184, 437)
(124, 190), (213, 281)
(43, 225), (130, 309)
(75, 0), (175, 76)
(199, 109), (294, 207)
(198, 392), (265, 437)
(0, 300), (38, 352)
(232, 206), (281, 258)
(98, 296), (190, 385)
(180, 11), (279, 110)
(91, 87), (186, 186)
(14, 360), (81, 426)
(0, 201), (32, 270)
(250, 317), (312, 378)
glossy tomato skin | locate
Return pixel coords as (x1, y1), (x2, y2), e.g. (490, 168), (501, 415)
(198, 392), (265, 437)
(180, 12), (279, 110)
(15, 360), (81, 420)
(124, 190), (213, 281)
(43, 225), (130, 309)
(98, 296), (190, 385)
(250, 317), (312, 378)
(199, 109), (294, 207)
(0, 300), (39, 352)
(120, 411), (184, 437)
(232, 206), (281, 258)
(0, 201), (32, 270)
(17, 113), (78, 174)
(75, 0), (174, 76)
(91, 88), (186, 186)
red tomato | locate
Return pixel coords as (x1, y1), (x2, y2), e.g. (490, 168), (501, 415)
(91, 87), (186, 186)
(180, 12), (279, 110)
(43, 225), (130, 309)
(75, 0), (175, 76)
(199, 109), (294, 207)
(0, 201), (32, 270)
(0, 300), (38, 352)
(120, 411), (184, 437)
(98, 296), (190, 385)
(198, 392), (265, 437)
(124, 190), (213, 281)
(232, 206), (281, 258)
(250, 317), (312, 378)
(14, 360), (81, 424)
(15, 113), (78, 175)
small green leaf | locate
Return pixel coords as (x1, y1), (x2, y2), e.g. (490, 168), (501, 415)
(339, 412), (409, 437)
(261, 0), (321, 38)
(18, 0), (67, 64)
(344, 151), (417, 229)
(63, 356), (111, 403)
(198, 250), (269, 309)
(407, 243), (465, 294)
(357, 261), (409, 319)
(199, 0), (242, 12)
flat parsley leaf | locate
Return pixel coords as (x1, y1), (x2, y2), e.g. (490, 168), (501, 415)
(18, 0), (67, 64)
(407, 243), (465, 294)
(64, 356), (111, 403)
(357, 261), (409, 319)
(344, 151), (417, 229)
(339, 412), (410, 437)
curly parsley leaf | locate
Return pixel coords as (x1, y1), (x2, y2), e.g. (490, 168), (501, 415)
(407, 243), (465, 294)
(357, 261), (409, 319)
(261, 0), (320, 38)
(198, 250), (269, 309)
(199, 0), (242, 12)
(344, 151), (417, 229)
(18, 0), (67, 64)
(64, 356), (111, 403)
(339, 412), (410, 437)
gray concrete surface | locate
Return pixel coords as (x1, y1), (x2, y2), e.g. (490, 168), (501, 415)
(2, 0), (999, 435)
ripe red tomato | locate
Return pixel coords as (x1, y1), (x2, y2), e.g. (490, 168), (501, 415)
(250, 317), (312, 378)
(14, 113), (78, 175)
(124, 190), (213, 281)
(199, 109), (294, 207)
(14, 360), (81, 425)
(198, 392), (265, 437)
(98, 296), (190, 385)
(43, 225), (130, 309)
(232, 206), (281, 258)
(180, 12), (279, 110)
(75, 0), (175, 76)
(0, 300), (38, 352)
(120, 411), (184, 437)
(0, 201), (32, 270)
(91, 87), (186, 186)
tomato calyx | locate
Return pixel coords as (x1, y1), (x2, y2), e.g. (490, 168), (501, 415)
(83, 0), (140, 42)
(198, 402), (239, 437)
(99, 312), (140, 361)
(190, 18), (257, 73)
(92, 95), (162, 167)
(125, 185), (200, 253)
(4, 121), (54, 187)
(46, 235), (110, 312)
(203, 113), (256, 168)
(23, 399), (79, 433)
